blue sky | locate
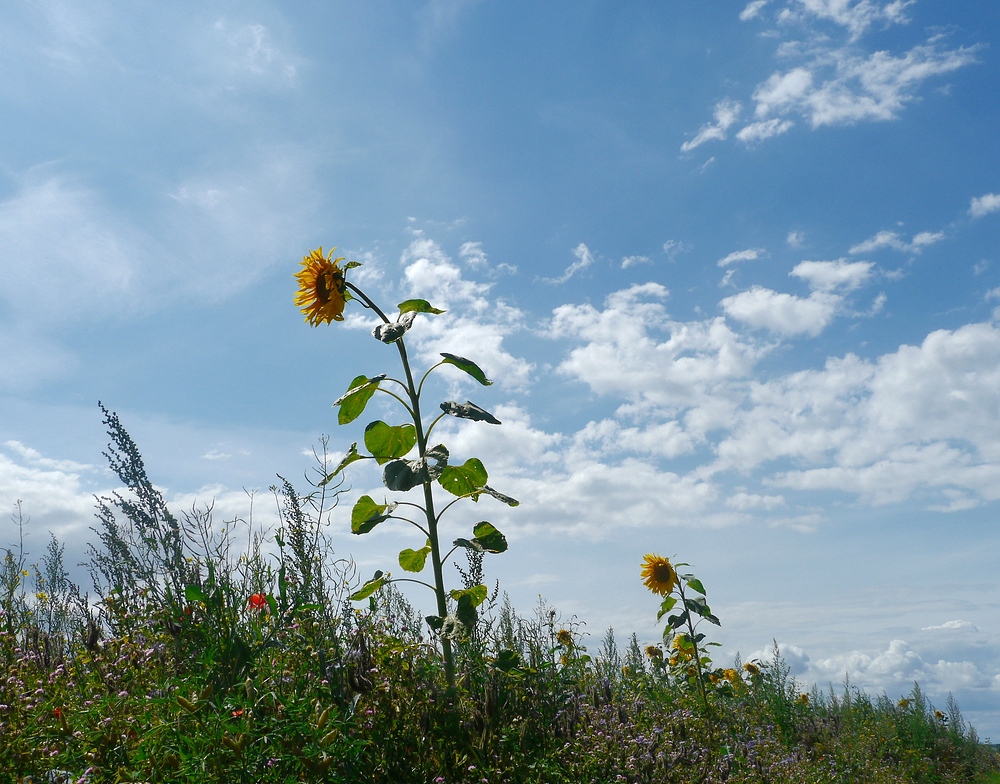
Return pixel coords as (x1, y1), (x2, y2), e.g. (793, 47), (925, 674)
(2, 0), (1000, 739)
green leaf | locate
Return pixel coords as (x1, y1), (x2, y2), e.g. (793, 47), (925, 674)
(686, 578), (706, 596)
(656, 596), (678, 622)
(452, 537), (483, 553)
(398, 299), (445, 315)
(455, 594), (478, 631)
(684, 596), (709, 615)
(348, 571), (386, 601)
(425, 615), (444, 631)
(335, 375), (385, 425)
(364, 421), (416, 465)
(382, 445), (449, 492)
(344, 260), (363, 271)
(493, 649), (522, 672)
(439, 400), (501, 425)
(440, 353), (493, 386)
(438, 457), (488, 498)
(398, 542), (432, 573)
(351, 495), (397, 535)
(321, 443), (363, 484)
(185, 585), (206, 603)
(471, 521), (508, 554)
(450, 584), (489, 607)
(668, 612), (688, 630)
(482, 485), (519, 507)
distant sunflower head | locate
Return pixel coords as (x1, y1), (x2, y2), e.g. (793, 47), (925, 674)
(640, 553), (678, 596)
(295, 247), (350, 325)
(556, 628), (574, 648)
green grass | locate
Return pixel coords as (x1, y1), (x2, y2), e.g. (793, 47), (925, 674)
(1, 416), (997, 783)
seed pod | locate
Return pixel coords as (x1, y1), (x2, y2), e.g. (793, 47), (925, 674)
(321, 728), (339, 746)
(245, 677), (256, 702)
(315, 754), (334, 774)
(222, 733), (241, 753)
(176, 696), (199, 714)
(316, 707), (330, 730)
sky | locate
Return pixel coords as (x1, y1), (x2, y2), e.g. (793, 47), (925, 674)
(2, 0), (999, 740)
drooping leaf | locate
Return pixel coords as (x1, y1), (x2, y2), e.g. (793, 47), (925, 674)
(451, 584), (489, 608)
(349, 570), (386, 601)
(372, 311), (417, 343)
(439, 400), (501, 425)
(455, 594), (478, 631)
(384, 443), (451, 491)
(344, 260), (363, 271)
(440, 353), (492, 386)
(425, 615), (444, 631)
(321, 443), (363, 485)
(364, 421), (416, 465)
(686, 578), (706, 596)
(398, 542), (432, 573)
(351, 495), (397, 535)
(335, 375), (386, 425)
(438, 457), (488, 498)
(452, 537), (484, 553)
(471, 521), (508, 554)
(668, 612), (688, 630)
(398, 299), (445, 315)
(482, 485), (519, 507)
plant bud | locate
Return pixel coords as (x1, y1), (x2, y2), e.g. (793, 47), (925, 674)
(316, 707), (330, 730)
(176, 696), (199, 713)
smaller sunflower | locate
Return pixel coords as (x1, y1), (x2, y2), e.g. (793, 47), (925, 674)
(556, 628), (574, 648)
(294, 247), (350, 325)
(640, 553), (678, 596)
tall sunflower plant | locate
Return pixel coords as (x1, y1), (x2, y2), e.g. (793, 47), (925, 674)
(641, 554), (728, 707)
(294, 247), (518, 688)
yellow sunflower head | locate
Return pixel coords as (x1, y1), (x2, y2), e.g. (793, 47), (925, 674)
(640, 553), (678, 596)
(294, 247), (350, 326)
(556, 628), (574, 648)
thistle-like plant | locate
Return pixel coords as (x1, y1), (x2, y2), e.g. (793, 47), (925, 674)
(294, 247), (517, 688)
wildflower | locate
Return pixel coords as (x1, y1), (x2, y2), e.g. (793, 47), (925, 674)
(898, 699), (911, 709)
(294, 247), (349, 325)
(556, 628), (574, 648)
(796, 693), (809, 705)
(640, 554), (678, 596)
(231, 709), (245, 718)
(248, 593), (268, 611)
(644, 645), (662, 662)
(722, 668), (740, 683)
(35, 591), (49, 604)
(744, 662), (760, 676)
(935, 710), (947, 722)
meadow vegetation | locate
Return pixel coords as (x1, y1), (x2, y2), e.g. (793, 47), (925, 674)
(1, 249), (997, 783)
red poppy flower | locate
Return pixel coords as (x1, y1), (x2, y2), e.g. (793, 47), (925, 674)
(231, 708), (245, 718)
(248, 593), (268, 611)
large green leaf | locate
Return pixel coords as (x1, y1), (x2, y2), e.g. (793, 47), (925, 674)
(398, 299), (445, 315)
(335, 375), (385, 425)
(686, 578), (706, 596)
(349, 571), (386, 601)
(351, 495), (396, 535)
(438, 457), (488, 498)
(440, 353), (492, 386)
(364, 421), (416, 465)
(471, 521), (508, 554)
(439, 400), (501, 425)
(398, 541), (432, 573)
(185, 584), (206, 603)
(450, 584), (489, 608)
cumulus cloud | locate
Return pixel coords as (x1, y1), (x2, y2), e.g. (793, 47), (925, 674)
(970, 193), (1000, 218)
(720, 287), (841, 336)
(791, 259), (873, 291)
(621, 255), (651, 269)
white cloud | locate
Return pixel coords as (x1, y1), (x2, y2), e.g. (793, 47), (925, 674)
(790, 0), (916, 40)
(791, 259), (873, 291)
(544, 243), (597, 284)
(849, 229), (944, 255)
(787, 230), (806, 247)
(740, 0), (771, 22)
(970, 193), (1000, 218)
(736, 118), (795, 144)
(718, 248), (766, 267)
(459, 241), (488, 268)
(681, 99), (741, 152)
(923, 620), (978, 632)
(621, 255), (651, 269)
(720, 287), (841, 336)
